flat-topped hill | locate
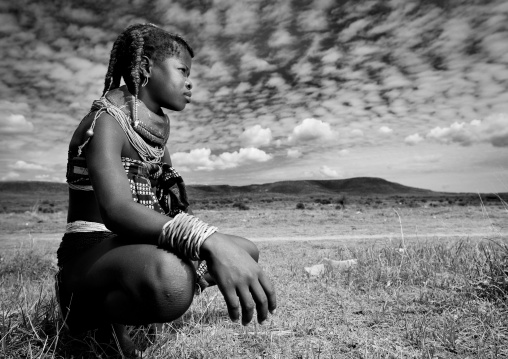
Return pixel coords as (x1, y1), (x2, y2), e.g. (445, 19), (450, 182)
(1, 178), (504, 213)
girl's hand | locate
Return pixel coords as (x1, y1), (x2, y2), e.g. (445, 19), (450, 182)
(200, 233), (276, 325)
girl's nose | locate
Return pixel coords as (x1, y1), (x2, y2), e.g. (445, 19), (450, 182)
(185, 80), (193, 90)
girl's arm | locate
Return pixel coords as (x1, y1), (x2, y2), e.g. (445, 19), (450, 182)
(86, 114), (276, 324)
(162, 147), (172, 166)
(86, 113), (169, 241)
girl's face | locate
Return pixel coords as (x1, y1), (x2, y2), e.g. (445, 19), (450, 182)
(146, 49), (193, 113)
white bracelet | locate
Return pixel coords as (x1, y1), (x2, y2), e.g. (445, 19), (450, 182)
(158, 213), (218, 260)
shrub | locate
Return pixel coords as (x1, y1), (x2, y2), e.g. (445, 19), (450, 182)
(336, 194), (346, 207)
(296, 202), (305, 210)
(233, 202), (249, 210)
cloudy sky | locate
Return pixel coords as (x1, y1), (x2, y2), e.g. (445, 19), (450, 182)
(1, 0), (507, 193)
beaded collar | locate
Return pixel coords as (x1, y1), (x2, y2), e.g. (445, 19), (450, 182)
(105, 86), (170, 146)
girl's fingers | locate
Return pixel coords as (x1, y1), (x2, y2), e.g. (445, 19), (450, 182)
(249, 281), (269, 324)
(259, 271), (277, 314)
(237, 286), (256, 326)
(219, 285), (241, 323)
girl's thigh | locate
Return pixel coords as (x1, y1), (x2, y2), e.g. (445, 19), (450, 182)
(58, 236), (196, 332)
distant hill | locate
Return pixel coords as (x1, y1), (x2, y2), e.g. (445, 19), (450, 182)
(0, 177), (435, 200)
(190, 177), (435, 197)
(0, 181), (67, 194)
(1, 178), (505, 213)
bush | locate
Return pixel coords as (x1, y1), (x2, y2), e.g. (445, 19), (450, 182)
(233, 202), (249, 210)
(336, 194), (346, 207)
(296, 202), (305, 210)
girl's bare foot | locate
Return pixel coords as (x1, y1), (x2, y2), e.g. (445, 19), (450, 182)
(146, 322), (163, 345)
(94, 323), (142, 358)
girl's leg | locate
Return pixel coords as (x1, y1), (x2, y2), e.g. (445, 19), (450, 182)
(58, 235), (196, 340)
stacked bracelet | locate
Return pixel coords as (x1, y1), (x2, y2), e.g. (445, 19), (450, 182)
(195, 261), (210, 294)
(158, 213), (218, 260)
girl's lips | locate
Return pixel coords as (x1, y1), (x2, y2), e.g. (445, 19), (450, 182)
(184, 92), (192, 103)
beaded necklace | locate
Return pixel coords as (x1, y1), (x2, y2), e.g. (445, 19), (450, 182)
(78, 86), (169, 164)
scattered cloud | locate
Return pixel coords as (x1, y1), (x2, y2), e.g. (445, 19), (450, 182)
(287, 149), (302, 158)
(404, 133), (424, 145)
(412, 155), (442, 164)
(1, 0), (507, 191)
(268, 28), (294, 47)
(239, 52), (275, 73)
(10, 160), (45, 170)
(288, 118), (337, 144)
(319, 165), (340, 178)
(351, 129), (364, 137)
(379, 126), (393, 135)
(0, 114), (34, 133)
(1, 171), (20, 181)
(427, 114), (508, 147)
(173, 147), (273, 171)
(239, 125), (272, 147)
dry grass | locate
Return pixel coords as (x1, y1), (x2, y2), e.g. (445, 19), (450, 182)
(1, 205), (507, 358)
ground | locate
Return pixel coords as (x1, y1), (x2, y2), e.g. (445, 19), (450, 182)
(1, 204), (507, 358)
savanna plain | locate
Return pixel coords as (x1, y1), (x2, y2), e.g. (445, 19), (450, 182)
(1, 194), (507, 358)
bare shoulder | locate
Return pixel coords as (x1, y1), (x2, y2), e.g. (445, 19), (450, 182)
(69, 111), (127, 155)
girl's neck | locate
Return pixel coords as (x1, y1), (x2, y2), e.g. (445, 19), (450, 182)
(138, 88), (164, 116)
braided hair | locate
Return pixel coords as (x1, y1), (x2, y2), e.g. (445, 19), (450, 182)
(102, 23), (194, 98)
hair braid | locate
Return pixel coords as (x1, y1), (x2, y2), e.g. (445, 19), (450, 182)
(102, 34), (125, 96)
(127, 28), (145, 126)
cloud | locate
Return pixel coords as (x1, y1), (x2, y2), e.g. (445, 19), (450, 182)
(351, 129), (364, 137)
(288, 118), (337, 144)
(0, 114), (34, 133)
(204, 61), (234, 81)
(0, 13), (20, 34)
(223, 2), (260, 36)
(427, 114), (508, 147)
(234, 82), (251, 94)
(321, 48), (343, 64)
(172, 147), (273, 171)
(297, 9), (328, 32)
(319, 165), (339, 178)
(412, 155), (442, 164)
(10, 160), (45, 170)
(427, 121), (473, 146)
(34, 174), (65, 182)
(239, 52), (275, 73)
(404, 133), (424, 145)
(287, 149), (302, 158)
(341, 19), (369, 42)
(379, 126), (393, 134)
(60, 6), (98, 25)
(1, 0), (508, 192)
(239, 125), (272, 147)
(268, 28), (294, 47)
(1, 171), (20, 181)
(266, 75), (288, 90)
(482, 32), (508, 64)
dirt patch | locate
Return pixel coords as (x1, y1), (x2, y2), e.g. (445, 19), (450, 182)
(1, 206), (506, 251)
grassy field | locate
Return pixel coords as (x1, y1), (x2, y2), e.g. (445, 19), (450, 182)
(1, 204), (507, 358)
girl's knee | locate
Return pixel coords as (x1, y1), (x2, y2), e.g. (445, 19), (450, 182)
(142, 250), (196, 320)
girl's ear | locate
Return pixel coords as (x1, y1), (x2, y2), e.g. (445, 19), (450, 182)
(140, 56), (153, 79)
